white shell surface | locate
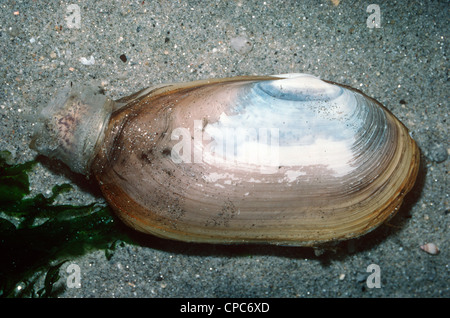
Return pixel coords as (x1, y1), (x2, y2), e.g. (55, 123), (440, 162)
(202, 74), (387, 178)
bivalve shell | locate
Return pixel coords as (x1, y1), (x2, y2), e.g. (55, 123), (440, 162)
(31, 74), (420, 246)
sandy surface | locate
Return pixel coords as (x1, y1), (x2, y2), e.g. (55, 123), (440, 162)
(0, 0), (448, 297)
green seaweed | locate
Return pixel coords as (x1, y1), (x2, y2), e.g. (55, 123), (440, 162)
(0, 151), (134, 297)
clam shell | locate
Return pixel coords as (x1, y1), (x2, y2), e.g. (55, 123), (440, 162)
(87, 74), (419, 246)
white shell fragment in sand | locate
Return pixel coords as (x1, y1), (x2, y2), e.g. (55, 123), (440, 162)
(80, 56), (95, 65)
(420, 243), (440, 255)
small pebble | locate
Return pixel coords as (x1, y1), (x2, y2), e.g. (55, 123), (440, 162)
(420, 243), (440, 255)
(120, 54), (127, 63)
(427, 142), (448, 163)
(356, 272), (367, 283)
(7, 26), (20, 37)
(230, 36), (253, 55)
